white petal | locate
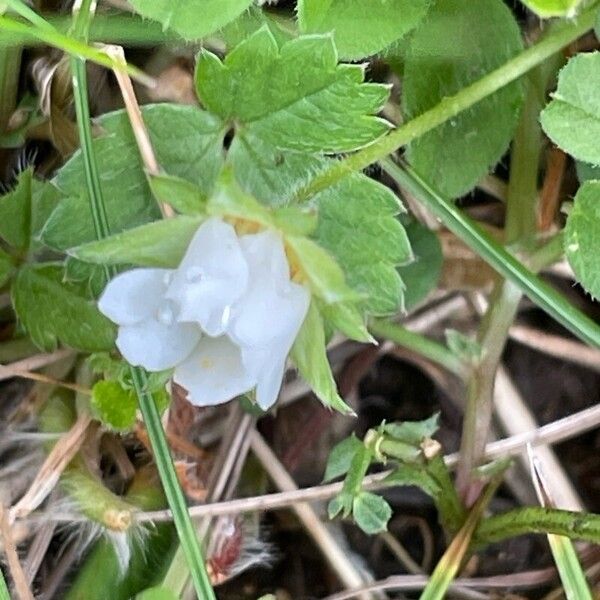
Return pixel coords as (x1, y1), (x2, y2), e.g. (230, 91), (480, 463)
(239, 230), (290, 285)
(173, 336), (255, 406)
(116, 317), (201, 371)
(98, 268), (173, 326)
(230, 279), (310, 350)
(256, 360), (286, 410)
(239, 347), (286, 411)
(166, 218), (249, 334)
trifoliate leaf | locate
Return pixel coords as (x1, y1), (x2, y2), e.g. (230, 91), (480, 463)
(402, 0), (524, 198)
(564, 180), (600, 299)
(291, 301), (353, 415)
(520, 0), (583, 17)
(541, 53), (600, 166)
(298, 0), (431, 60)
(91, 380), (137, 432)
(69, 216), (205, 268)
(147, 173), (207, 215)
(312, 174), (411, 314)
(42, 105), (225, 250)
(324, 435), (364, 482)
(352, 491), (392, 534)
(396, 220), (442, 310)
(195, 28), (391, 153)
(0, 248), (13, 288)
(12, 264), (116, 352)
(128, 0), (252, 41)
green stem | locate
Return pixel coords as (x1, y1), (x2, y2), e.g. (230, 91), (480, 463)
(295, 6), (597, 201)
(0, 15), (154, 86)
(69, 3), (214, 598)
(457, 60), (559, 501)
(0, 45), (21, 134)
(475, 507), (600, 547)
(381, 159), (600, 349)
(369, 318), (468, 380)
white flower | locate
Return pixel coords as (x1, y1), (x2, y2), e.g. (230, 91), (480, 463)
(98, 217), (310, 410)
(98, 268), (201, 371)
(165, 217), (249, 336)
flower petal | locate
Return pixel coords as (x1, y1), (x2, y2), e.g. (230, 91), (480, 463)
(239, 230), (290, 285)
(116, 317), (201, 371)
(99, 268), (173, 325)
(166, 218), (249, 335)
(173, 336), (255, 406)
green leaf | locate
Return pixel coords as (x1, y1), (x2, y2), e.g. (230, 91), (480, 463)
(0, 248), (14, 287)
(382, 413), (440, 446)
(397, 220), (443, 310)
(324, 435), (364, 482)
(12, 264), (116, 352)
(382, 464), (441, 498)
(290, 301), (353, 414)
(312, 174), (411, 314)
(195, 28), (391, 153)
(147, 173), (207, 215)
(402, 0), (524, 198)
(564, 180), (600, 299)
(91, 380), (137, 432)
(520, 0), (583, 17)
(445, 330), (482, 363)
(352, 491), (392, 534)
(320, 301), (374, 343)
(228, 133), (327, 206)
(42, 105), (224, 250)
(128, 0), (252, 40)
(328, 492), (353, 519)
(286, 235), (358, 305)
(0, 168), (31, 250)
(541, 53), (600, 166)
(546, 534), (594, 600)
(298, 0), (431, 60)
(70, 215), (204, 268)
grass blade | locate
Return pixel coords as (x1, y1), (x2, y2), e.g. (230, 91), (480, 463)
(381, 159), (600, 349)
(528, 446), (593, 600)
(68, 2), (215, 598)
(0, 569), (9, 600)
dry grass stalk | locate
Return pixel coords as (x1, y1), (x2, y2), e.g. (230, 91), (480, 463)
(0, 503), (34, 600)
(0, 349), (73, 383)
(10, 413), (92, 521)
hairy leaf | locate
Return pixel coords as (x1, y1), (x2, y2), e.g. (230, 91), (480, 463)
(520, 0), (583, 17)
(324, 435), (364, 482)
(541, 53), (600, 166)
(298, 0), (431, 60)
(195, 28), (391, 153)
(402, 0), (524, 198)
(564, 180), (600, 299)
(352, 491), (392, 534)
(70, 216), (204, 268)
(291, 301), (353, 414)
(12, 264), (116, 352)
(91, 380), (137, 432)
(312, 174), (411, 314)
(128, 0), (253, 40)
(42, 105), (224, 250)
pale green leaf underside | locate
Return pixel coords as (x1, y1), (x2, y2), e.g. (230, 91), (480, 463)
(520, 0), (583, 17)
(352, 491), (392, 534)
(541, 52), (600, 166)
(12, 264), (116, 352)
(42, 105), (224, 250)
(298, 0), (431, 60)
(196, 28), (391, 153)
(402, 0), (524, 198)
(565, 180), (600, 300)
(128, 0), (253, 40)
